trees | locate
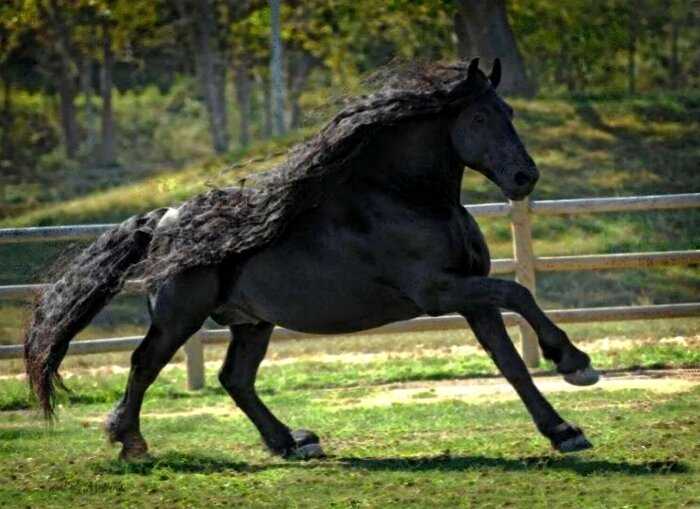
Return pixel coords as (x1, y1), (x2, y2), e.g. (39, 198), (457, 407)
(0, 1), (21, 166)
(269, 0), (285, 136)
(175, 0), (230, 153)
(1, 0), (698, 174)
(453, 0), (535, 96)
(34, 0), (81, 158)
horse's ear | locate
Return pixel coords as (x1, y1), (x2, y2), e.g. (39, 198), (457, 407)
(489, 58), (501, 89)
(467, 58), (480, 81)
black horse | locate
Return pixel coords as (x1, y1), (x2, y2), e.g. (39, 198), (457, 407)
(25, 59), (598, 461)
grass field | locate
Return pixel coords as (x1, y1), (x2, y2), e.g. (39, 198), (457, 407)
(1, 332), (699, 508)
(1, 93), (698, 506)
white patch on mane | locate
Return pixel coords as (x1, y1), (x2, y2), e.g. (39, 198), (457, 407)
(157, 207), (180, 229)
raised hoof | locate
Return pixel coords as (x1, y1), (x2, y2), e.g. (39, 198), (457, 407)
(550, 423), (593, 454)
(563, 365), (600, 387)
(286, 429), (325, 460)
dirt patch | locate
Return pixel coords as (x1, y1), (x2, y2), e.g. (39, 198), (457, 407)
(2, 334), (697, 380)
(333, 372), (700, 409)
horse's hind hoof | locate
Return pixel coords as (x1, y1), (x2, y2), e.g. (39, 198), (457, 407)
(287, 429), (325, 460)
(550, 423), (593, 454)
(563, 365), (600, 387)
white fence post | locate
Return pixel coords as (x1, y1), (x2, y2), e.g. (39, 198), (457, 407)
(184, 330), (205, 390)
(510, 198), (541, 368)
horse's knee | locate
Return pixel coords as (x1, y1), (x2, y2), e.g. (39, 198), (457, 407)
(218, 370), (253, 400)
(503, 281), (533, 308)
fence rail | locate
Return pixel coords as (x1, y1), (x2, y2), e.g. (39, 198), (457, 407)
(1, 192), (699, 388)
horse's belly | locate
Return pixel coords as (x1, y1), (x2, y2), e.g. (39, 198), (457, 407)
(215, 245), (421, 334)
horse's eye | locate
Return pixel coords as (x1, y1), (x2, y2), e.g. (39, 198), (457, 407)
(473, 113), (486, 125)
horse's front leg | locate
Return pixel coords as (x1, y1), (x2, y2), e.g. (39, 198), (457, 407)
(423, 276), (598, 385)
(463, 307), (592, 453)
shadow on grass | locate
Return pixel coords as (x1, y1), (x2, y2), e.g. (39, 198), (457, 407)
(338, 454), (689, 476)
(94, 451), (305, 476)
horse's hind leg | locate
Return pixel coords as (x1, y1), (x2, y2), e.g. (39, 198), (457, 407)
(106, 268), (219, 461)
(464, 307), (592, 453)
(218, 322), (324, 459)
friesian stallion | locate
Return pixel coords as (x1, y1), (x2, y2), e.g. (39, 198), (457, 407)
(25, 59), (598, 461)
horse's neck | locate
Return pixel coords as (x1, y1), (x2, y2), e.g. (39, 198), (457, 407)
(356, 116), (463, 205)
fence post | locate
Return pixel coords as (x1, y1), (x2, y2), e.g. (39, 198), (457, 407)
(510, 198), (541, 368)
(184, 330), (205, 390)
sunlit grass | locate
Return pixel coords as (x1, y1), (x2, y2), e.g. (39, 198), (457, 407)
(1, 355), (698, 508)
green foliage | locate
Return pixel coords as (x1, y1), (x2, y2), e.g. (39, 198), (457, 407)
(2, 0), (698, 175)
(510, 0), (700, 93)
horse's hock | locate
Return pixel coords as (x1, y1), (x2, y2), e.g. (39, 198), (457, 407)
(1, 192), (698, 387)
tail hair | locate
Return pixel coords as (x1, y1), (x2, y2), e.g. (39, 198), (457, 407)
(23, 208), (167, 418)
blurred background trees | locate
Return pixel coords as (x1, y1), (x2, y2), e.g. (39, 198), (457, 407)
(0, 0), (698, 183)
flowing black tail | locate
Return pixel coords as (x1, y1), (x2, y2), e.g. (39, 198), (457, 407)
(24, 208), (168, 418)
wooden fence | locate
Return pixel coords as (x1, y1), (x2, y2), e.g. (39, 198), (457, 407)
(1, 192), (699, 389)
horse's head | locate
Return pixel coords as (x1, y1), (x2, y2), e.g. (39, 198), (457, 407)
(449, 58), (539, 201)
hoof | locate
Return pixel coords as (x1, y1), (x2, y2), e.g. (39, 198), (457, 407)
(550, 423), (593, 454)
(286, 429), (325, 460)
(557, 434), (593, 454)
(288, 442), (326, 460)
(119, 447), (153, 463)
(563, 365), (600, 386)
(113, 430), (150, 463)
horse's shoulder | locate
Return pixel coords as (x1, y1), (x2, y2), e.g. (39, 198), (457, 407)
(454, 207), (491, 277)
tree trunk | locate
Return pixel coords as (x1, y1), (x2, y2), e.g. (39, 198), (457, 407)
(1, 68), (12, 165)
(196, 0), (229, 153)
(669, 19), (680, 89)
(57, 70), (79, 158)
(452, 10), (474, 58)
(287, 51), (316, 129)
(261, 73), (273, 138)
(627, 20), (637, 94)
(100, 22), (116, 165)
(42, 0), (80, 158)
(269, 0), (285, 136)
(176, 0), (229, 153)
(233, 63), (253, 147)
(453, 0), (535, 97)
(80, 56), (96, 156)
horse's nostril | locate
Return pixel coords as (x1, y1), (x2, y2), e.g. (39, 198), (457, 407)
(514, 171), (532, 186)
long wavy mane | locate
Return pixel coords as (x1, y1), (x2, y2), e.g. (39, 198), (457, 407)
(142, 61), (492, 288)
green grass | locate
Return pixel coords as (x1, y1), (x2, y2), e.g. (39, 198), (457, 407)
(2, 93), (698, 507)
(1, 352), (699, 508)
(1, 330), (698, 411)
